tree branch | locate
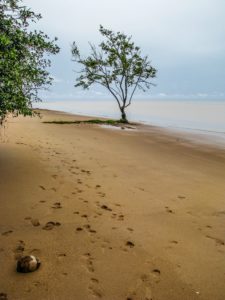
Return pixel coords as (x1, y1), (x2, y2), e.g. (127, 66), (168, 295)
(126, 73), (142, 108)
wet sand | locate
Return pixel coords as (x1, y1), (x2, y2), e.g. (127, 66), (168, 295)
(0, 109), (225, 300)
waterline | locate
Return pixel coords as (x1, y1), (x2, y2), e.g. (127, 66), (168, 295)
(36, 99), (225, 135)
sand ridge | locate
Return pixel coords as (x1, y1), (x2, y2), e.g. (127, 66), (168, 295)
(0, 110), (225, 299)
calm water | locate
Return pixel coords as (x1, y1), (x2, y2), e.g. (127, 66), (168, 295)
(36, 99), (225, 133)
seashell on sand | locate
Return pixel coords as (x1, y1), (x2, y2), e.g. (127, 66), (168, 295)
(17, 255), (41, 273)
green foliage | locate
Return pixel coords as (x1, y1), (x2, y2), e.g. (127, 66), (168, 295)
(0, 0), (59, 123)
(72, 25), (157, 122)
(44, 119), (123, 125)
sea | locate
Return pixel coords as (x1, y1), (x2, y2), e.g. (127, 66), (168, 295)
(35, 99), (225, 146)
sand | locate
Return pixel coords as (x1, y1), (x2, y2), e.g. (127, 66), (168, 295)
(0, 109), (225, 300)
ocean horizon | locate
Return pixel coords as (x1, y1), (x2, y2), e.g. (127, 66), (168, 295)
(36, 99), (225, 133)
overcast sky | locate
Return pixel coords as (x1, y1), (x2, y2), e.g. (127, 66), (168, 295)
(24, 0), (225, 101)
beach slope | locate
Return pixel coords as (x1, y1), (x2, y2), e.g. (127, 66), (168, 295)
(0, 110), (225, 300)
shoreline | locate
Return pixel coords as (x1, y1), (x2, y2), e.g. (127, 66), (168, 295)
(34, 98), (225, 134)
(36, 108), (225, 150)
(1, 109), (225, 299)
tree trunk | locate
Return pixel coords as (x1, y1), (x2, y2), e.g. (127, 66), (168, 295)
(120, 107), (128, 123)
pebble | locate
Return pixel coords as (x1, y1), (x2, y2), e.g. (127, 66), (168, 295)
(17, 255), (41, 273)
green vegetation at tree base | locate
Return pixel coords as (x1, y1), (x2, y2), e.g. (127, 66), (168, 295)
(43, 119), (135, 126)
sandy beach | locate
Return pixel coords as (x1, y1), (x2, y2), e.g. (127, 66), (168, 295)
(1, 109), (225, 300)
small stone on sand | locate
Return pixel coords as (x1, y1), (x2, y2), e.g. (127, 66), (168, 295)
(17, 255), (41, 273)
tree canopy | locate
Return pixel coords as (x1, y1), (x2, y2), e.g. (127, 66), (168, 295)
(72, 25), (157, 123)
(0, 0), (59, 124)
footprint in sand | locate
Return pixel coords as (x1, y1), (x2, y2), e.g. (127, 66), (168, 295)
(212, 210), (225, 217)
(81, 169), (91, 175)
(98, 192), (106, 198)
(31, 219), (40, 227)
(58, 253), (67, 258)
(170, 240), (178, 245)
(71, 171), (78, 175)
(127, 228), (134, 232)
(39, 185), (46, 190)
(0, 293), (8, 300)
(111, 213), (117, 219)
(126, 241), (135, 248)
(118, 214), (124, 221)
(151, 269), (161, 277)
(206, 225), (212, 229)
(52, 202), (62, 209)
(16, 142), (26, 145)
(1, 230), (13, 236)
(13, 240), (25, 259)
(91, 278), (99, 283)
(101, 240), (112, 252)
(96, 212), (102, 216)
(165, 206), (174, 214)
(76, 227), (83, 232)
(206, 235), (225, 246)
(42, 221), (61, 230)
(100, 204), (112, 212)
(82, 253), (95, 273)
(81, 214), (88, 218)
(83, 224), (97, 234)
(127, 273), (153, 300)
(33, 281), (41, 287)
(88, 285), (102, 298)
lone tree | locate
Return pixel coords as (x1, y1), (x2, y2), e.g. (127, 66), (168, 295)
(0, 0), (59, 124)
(72, 25), (157, 123)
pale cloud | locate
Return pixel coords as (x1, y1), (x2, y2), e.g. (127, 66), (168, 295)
(25, 0), (225, 54)
(24, 0), (225, 100)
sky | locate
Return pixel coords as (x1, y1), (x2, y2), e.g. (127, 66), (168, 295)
(24, 0), (225, 101)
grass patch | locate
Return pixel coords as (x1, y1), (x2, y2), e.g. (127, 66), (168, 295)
(43, 119), (125, 125)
